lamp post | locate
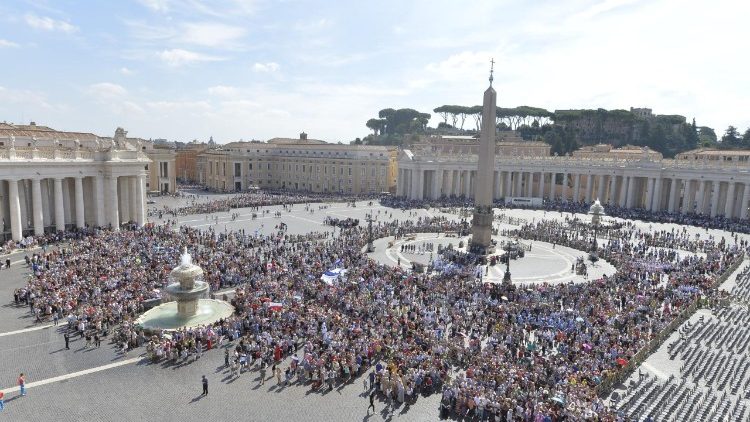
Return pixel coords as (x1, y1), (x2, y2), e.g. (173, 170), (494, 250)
(503, 240), (512, 283)
(588, 198), (605, 258)
(366, 212), (374, 252)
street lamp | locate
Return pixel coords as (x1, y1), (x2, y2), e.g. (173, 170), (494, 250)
(502, 240), (512, 283)
(366, 212), (375, 252)
(588, 198), (605, 258)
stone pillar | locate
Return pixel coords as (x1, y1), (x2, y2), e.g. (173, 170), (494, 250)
(561, 173), (569, 202)
(597, 175), (605, 202)
(667, 178), (678, 213)
(514, 171), (521, 197)
(725, 182), (736, 218)
(618, 176), (628, 207)
(108, 176), (120, 230)
(741, 183), (750, 219)
(120, 178), (131, 222)
(464, 170), (471, 198)
(645, 177), (655, 210)
(539, 172), (546, 199)
(608, 175), (617, 205)
(136, 175), (146, 226)
(695, 181), (705, 214)
(505, 171), (513, 198)
(585, 174), (593, 203)
(54, 178), (65, 232)
(710, 180), (720, 217)
(62, 178), (71, 227)
(655, 177), (664, 211)
(526, 172), (533, 197)
(573, 173), (581, 203)
(94, 176), (106, 227)
(8, 180), (22, 241)
(129, 177), (138, 219)
(75, 177), (85, 229)
(31, 178), (44, 236)
(626, 176), (636, 208)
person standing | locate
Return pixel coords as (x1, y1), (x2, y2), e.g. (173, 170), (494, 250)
(64, 332), (70, 350)
(18, 373), (26, 396)
(201, 375), (208, 396)
(367, 390), (376, 414)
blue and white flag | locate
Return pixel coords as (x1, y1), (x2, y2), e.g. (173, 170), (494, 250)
(321, 267), (347, 285)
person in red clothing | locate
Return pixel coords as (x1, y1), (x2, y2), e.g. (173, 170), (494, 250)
(18, 373), (26, 396)
(274, 344), (282, 362)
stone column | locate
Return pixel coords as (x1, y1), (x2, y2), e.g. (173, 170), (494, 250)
(120, 177), (130, 222)
(597, 175), (605, 202)
(526, 172), (533, 197)
(129, 177), (138, 219)
(695, 181), (705, 214)
(645, 177), (655, 211)
(136, 175), (146, 226)
(725, 182), (736, 218)
(573, 173), (581, 202)
(667, 178), (678, 213)
(561, 173), (569, 202)
(608, 175), (617, 205)
(94, 176), (106, 227)
(8, 180), (23, 241)
(652, 177), (663, 212)
(710, 180), (720, 217)
(54, 178), (65, 232)
(464, 170), (471, 198)
(504, 171), (513, 198)
(741, 183), (750, 219)
(31, 178), (44, 236)
(539, 172), (546, 199)
(75, 177), (85, 228)
(108, 176), (120, 230)
(585, 174), (593, 203)
(62, 178), (71, 227)
(626, 176), (636, 208)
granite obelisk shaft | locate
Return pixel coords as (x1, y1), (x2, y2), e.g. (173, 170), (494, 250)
(470, 84), (497, 254)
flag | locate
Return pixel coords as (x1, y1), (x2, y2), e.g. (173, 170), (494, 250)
(321, 267), (347, 285)
(267, 302), (283, 311)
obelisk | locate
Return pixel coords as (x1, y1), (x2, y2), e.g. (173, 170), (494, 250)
(470, 60), (497, 256)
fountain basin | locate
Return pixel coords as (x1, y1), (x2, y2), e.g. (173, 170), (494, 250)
(135, 299), (235, 331)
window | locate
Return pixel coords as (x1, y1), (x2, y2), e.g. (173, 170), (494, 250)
(348, 167), (352, 176)
(160, 162), (169, 177)
(361, 168), (366, 177)
(249, 163), (253, 170)
(234, 163), (241, 177)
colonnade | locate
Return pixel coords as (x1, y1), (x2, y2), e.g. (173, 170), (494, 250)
(0, 174), (146, 241)
(397, 167), (750, 220)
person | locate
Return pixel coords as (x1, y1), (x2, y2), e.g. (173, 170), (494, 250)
(368, 390), (376, 414)
(64, 332), (70, 350)
(201, 375), (208, 396)
(0, 390), (4, 411)
(224, 349), (230, 367)
(18, 373), (26, 396)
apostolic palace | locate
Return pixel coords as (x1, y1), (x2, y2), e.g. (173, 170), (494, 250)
(397, 131), (750, 219)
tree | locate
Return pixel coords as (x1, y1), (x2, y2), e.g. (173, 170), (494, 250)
(743, 127), (750, 142)
(433, 106), (450, 125)
(468, 105), (482, 132)
(721, 125), (741, 147)
(365, 118), (385, 136)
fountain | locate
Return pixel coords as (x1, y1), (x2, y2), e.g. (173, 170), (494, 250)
(135, 248), (234, 331)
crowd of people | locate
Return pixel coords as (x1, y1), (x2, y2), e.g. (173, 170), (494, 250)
(8, 191), (750, 420)
(380, 196), (750, 234)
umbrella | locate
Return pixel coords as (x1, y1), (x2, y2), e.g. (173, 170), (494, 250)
(616, 357), (628, 366)
(501, 296), (509, 301)
(575, 317), (584, 322)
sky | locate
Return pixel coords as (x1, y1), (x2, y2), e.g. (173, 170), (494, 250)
(0, 0), (748, 143)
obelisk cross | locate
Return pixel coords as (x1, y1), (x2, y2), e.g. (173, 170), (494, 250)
(489, 58), (494, 86)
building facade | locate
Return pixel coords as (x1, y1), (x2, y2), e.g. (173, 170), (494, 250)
(0, 123), (150, 242)
(175, 142), (208, 184)
(142, 141), (177, 193)
(200, 135), (398, 194)
(398, 133), (750, 219)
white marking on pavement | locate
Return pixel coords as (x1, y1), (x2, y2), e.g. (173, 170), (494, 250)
(0, 356), (141, 395)
(0, 323), (54, 337)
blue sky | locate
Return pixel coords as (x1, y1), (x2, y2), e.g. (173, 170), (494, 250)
(0, 0), (747, 143)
